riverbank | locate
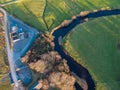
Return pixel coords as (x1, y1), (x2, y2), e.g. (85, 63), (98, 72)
(52, 8), (120, 90)
(22, 35), (76, 90)
(1, 1), (120, 89)
(64, 15), (120, 90)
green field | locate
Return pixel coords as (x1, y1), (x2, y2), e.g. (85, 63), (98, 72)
(0, 49), (10, 90)
(0, 79), (11, 90)
(3, 0), (46, 31)
(3, 0), (120, 32)
(0, 49), (9, 78)
(0, 0), (12, 4)
(0, 27), (9, 79)
(64, 15), (120, 90)
(1, 0), (120, 90)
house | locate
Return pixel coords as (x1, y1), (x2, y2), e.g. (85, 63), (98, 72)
(11, 26), (20, 43)
(10, 26), (25, 43)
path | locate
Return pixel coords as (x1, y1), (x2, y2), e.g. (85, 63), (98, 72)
(0, 7), (39, 90)
(0, 0), (19, 7)
(0, 8), (19, 87)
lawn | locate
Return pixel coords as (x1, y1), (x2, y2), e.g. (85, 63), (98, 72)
(3, 0), (120, 32)
(64, 15), (120, 90)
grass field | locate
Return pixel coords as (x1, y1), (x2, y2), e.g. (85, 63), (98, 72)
(3, 0), (46, 31)
(64, 15), (120, 90)
(1, 0), (120, 89)
(0, 79), (11, 90)
(0, 19), (10, 88)
(0, 0), (12, 4)
(0, 49), (9, 79)
(0, 26), (9, 79)
(3, 0), (120, 32)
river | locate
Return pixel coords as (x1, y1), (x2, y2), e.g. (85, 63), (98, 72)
(52, 9), (120, 90)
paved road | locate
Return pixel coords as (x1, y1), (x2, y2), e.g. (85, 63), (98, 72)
(0, 7), (39, 90)
(0, 8), (19, 87)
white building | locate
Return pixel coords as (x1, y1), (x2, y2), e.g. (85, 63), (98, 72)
(11, 26), (25, 43)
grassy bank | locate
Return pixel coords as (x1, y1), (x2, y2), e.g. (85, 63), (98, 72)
(64, 15), (120, 90)
(3, 0), (120, 32)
